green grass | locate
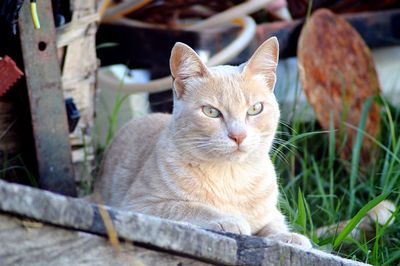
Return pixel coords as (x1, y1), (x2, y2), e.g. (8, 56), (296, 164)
(0, 153), (38, 187)
(274, 96), (400, 265)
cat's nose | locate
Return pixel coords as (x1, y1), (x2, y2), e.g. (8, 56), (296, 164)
(228, 132), (247, 145)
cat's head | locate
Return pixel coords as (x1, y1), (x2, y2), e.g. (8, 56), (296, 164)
(169, 37), (280, 163)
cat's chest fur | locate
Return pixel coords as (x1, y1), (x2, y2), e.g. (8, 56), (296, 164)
(166, 155), (278, 231)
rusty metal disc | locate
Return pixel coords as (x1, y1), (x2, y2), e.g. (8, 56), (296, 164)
(297, 8), (381, 168)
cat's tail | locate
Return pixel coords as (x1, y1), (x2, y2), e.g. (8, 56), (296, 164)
(316, 200), (396, 240)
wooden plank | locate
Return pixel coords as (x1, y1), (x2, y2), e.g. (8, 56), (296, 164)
(18, 0), (76, 196)
(62, 0), (97, 126)
(56, 14), (99, 48)
(0, 179), (368, 266)
(61, 0), (98, 186)
(0, 214), (212, 266)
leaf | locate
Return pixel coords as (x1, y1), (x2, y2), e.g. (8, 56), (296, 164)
(333, 193), (389, 248)
(296, 188), (307, 232)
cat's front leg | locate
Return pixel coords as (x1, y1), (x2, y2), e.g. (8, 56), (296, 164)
(256, 210), (312, 248)
(201, 214), (252, 235)
(172, 202), (252, 235)
(135, 200), (252, 235)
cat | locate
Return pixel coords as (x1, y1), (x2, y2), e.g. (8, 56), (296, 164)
(93, 37), (312, 248)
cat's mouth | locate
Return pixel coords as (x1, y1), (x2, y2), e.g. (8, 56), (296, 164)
(226, 148), (249, 162)
(229, 144), (249, 156)
(234, 145), (246, 153)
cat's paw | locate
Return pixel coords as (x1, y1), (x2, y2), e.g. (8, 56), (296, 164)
(205, 216), (251, 235)
(268, 232), (312, 248)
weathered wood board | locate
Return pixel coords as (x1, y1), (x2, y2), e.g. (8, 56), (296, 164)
(0, 215), (212, 266)
(0, 180), (368, 266)
(60, 0), (98, 187)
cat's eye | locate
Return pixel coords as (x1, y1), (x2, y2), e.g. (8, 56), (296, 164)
(247, 102), (263, 116)
(202, 106), (221, 118)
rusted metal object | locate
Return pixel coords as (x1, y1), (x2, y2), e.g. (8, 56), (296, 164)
(297, 9), (381, 167)
(18, 0), (76, 196)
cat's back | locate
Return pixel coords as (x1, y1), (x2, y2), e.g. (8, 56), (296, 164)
(93, 113), (171, 206)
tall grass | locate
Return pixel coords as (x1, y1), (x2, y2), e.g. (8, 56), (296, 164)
(274, 96), (400, 265)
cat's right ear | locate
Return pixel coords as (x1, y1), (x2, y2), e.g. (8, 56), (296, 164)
(243, 37), (279, 91)
(170, 42), (209, 98)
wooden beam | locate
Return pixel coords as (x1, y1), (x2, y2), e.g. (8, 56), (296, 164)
(18, 0), (76, 196)
(0, 214), (211, 266)
(0, 180), (367, 266)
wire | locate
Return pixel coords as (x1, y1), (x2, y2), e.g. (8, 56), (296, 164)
(98, 0), (274, 93)
(30, 0), (41, 29)
(98, 16), (256, 93)
(98, 0), (113, 19)
(103, 0), (153, 22)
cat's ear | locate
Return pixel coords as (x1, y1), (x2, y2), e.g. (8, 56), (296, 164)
(170, 42), (209, 98)
(243, 37), (279, 91)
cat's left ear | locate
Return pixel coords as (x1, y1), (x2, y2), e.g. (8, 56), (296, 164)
(243, 37), (279, 91)
(170, 42), (209, 98)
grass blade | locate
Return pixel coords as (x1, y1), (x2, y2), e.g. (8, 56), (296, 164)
(348, 97), (374, 215)
(296, 188), (307, 233)
(333, 193), (389, 248)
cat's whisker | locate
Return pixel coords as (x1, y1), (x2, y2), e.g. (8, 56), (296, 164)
(271, 137), (298, 153)
(278, 121), (298, 134)
(275, 131), (292, 137)
(272, 143), (298, 157)
(270, 146), (290, 166)
(177, 143), (226, 155)
(274, 146), (298, 157)
(273, 142), (298, 153)
(273, 138), (299, 150)
(271, 152), (295, 167)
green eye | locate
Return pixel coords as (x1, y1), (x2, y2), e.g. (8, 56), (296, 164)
(202, 106), (221, 118)
(247, 102), (263, 116)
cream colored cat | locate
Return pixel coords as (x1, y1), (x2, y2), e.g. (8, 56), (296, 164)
(93, 37), (311, 248)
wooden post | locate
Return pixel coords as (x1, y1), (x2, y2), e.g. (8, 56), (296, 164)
(18, 0), (76, 196)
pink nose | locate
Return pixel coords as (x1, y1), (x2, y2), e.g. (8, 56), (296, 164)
(228, 132), (247, 145)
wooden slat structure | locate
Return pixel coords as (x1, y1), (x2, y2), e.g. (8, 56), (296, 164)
(59, 0), (98, 188)
(0, 0), (99, 194)
(0, 180), (368, 266)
